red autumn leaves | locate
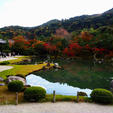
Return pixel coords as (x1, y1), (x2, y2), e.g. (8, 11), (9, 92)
(9, 29), (112, 58)
(63, 43), (82, 56)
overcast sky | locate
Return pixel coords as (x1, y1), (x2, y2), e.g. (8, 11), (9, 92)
(0, 0), (113, 28)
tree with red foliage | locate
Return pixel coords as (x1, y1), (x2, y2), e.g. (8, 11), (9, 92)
(63, 43), (82, 57)
(80, 31), (93, 41)
(43, 43), (58, 57)
(11, 36), (30, 54)
(105, 50), (113, 59)
(91, 47), (107, 64)
(63, 47), (75, 57)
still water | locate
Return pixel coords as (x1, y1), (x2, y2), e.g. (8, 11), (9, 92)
(26, 74), (92, 96)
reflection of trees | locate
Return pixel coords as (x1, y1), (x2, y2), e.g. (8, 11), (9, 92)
(32, 67), (111, 90)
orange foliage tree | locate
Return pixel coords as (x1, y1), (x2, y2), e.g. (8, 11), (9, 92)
(11, 36), (30, 54)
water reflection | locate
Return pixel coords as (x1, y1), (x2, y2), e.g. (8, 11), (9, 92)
(26, 74), (92, 96)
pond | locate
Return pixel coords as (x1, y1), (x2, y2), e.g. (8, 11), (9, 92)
(26, 58), (113, 95)
(26, 74), (92, 96)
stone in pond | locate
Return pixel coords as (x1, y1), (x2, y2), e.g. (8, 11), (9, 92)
(53, 63), (61, 69)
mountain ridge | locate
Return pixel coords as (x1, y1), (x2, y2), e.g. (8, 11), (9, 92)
(0, 8), (113, 39)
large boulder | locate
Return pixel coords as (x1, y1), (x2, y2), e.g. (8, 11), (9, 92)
(53, 63), (61, 69)
(6, 76), (26, 85)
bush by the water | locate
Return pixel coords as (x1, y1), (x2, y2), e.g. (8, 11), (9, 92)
(78, 92), (87, 96)
(0, 61), (10, 65)
(90, 88), (113, 104)
(24, 86), (46, 102)
(8, 80), (24, 92)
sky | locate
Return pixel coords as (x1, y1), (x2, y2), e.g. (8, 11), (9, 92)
(0, 0), (113, 28)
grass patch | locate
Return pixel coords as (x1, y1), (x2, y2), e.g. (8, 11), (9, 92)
(0, 63), (54, 79)
(44, 94), (76, 102)
(0, 86), (24, 104)
(7, 56), (30, 64)
(43, 94), (92, 103)
(0, 56), (29, 64)
(0, 86), (91, 104)
(0, 56), (54, 79)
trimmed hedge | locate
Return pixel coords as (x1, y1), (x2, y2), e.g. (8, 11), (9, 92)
(0, 61), (10, 65)
(24, 86), (46, 102)
(90, 88), (113, 104)
(8, 80), (24, 92)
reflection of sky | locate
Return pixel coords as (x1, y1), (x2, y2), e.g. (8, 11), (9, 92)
(26, 74), (92, 96)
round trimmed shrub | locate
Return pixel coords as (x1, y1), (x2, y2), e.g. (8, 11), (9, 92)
(90, 88), (113, 104)
(8, 80), (24, 92)
(24, 86), (46, 102)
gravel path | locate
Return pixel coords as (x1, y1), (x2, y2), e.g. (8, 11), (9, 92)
(0, 102), (113, 113)
(0, 57), (17, 72)
(0, 66), (13, 72)
(0, 57), (17, 62)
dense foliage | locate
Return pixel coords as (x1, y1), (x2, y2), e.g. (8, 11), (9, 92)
(0, 61), (10, 65)
(0, 26), (113, 60)
(8, 80), (24, 92)
(24, 86), (46, 102)
(0, 8), (113, 59)
(90, 88), (113, 104)
(0, 8), (113, 39)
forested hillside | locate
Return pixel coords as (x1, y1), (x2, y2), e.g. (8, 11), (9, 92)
(0, 8), (113, 40)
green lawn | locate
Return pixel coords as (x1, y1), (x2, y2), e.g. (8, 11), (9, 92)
(0, 86), (91, 104)
(0, 56), (29, 63)
(0, 56), (54, 79)
(0, 64), (53, 79)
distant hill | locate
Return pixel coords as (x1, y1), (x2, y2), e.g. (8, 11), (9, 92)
(42, 19), (60, 26)
(104, 8), (113, 14)
(0, 8), (113, 40)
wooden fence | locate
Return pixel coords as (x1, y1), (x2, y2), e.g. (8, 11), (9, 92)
(0, 91), (81, 105)
(0, 92), (19, 105)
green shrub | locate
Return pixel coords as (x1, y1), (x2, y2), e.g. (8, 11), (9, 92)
(90, 88), (113, 104)
(78, 92), (87, 96)
(8, 80), (24, 92)
(24, 86), (46, 102)
(0, 61), (10, 65)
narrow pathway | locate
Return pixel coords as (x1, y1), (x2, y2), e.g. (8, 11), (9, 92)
(0, 66), (13, 72)
(0, 57), (17, 72)
(0, 57), (17, 62)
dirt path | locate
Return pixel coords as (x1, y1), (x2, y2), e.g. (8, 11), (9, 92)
(0, 66), (13, 72)
(0, 57), (17, 62)
(0, 102), (113, 113)
(0, 57), (18, 72)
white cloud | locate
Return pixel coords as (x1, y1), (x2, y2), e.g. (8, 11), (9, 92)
(0, 0), (113, 28)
